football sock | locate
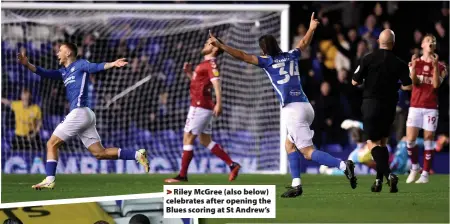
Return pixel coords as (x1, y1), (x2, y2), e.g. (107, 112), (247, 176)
(118, 148), (136, 160)
(382, 146), (392, 180)
(311, 150), (342, 168)
(208, 142), (233, 166)
(423, 149), (434, 174)
(45, 160), (57, 181)
(371, 146), (390, 181)
(407, 142), (419, 169)
(288, 151), (301, 185)
(292, 178), (301, 187)
(180, 145), (194, 177)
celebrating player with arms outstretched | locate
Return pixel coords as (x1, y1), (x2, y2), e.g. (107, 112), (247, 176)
(17, 42), (149, 190)
(406, 34), (447, 184)
(164, 37), (241, 183)
(209, 13), (357, 198)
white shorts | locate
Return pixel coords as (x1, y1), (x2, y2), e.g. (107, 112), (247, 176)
(184, 106), (213, 135)
(282, 102), (315, 149)
(406, 107), (439, 132)
(53, 107), (101, 148)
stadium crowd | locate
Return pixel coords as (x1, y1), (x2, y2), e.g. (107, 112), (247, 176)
(1, 1), (449, 155)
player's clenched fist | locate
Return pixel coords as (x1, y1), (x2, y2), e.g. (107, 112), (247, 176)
(309, 12), (320, 31)
(431, 53), (439, 66)
(183, 62), (192, 74)
(409, 54), (419, 67)
(17, 53), (29, 65)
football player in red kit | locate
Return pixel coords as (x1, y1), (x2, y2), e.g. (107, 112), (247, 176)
(406, 34), (447, 184)
(165, 37), (241, 183)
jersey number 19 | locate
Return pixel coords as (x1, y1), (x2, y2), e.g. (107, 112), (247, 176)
(272, 61), (300, 84)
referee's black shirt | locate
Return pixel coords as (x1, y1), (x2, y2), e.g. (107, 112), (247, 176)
(353, 49), (412, 102)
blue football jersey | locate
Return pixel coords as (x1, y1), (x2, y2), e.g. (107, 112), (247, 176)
(257, 48), (309, 106)
(36, 59), (106, 111)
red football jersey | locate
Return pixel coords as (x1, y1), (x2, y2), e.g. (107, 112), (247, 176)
(410, 59), (446, 109)
(190, 58), (220, 110)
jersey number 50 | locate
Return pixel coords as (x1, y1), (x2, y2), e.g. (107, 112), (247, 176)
(272, 61), (300, 84)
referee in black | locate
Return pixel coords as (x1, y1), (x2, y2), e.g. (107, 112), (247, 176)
(352, 29), (412, 193)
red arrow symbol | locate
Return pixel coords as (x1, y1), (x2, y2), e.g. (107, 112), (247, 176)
(167, 189), (173, 195)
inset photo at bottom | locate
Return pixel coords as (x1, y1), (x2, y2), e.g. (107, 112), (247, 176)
(0, 197), (196, 224)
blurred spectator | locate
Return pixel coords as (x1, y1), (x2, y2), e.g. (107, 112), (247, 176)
(293, 24), (312, 76)
(410, 29), (423, 56)
(1, 88), (43, 150)
(334, 33), (351, 72)
(358, 14), (380, 50)
(434, 4), (449, 62)
(373, 2), (389, 28)
(352, 40), (370, 72)
(314, 81), (342, 145)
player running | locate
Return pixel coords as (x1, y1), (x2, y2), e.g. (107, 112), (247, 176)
(164, 37), (241, 183)
(209, 12), (357, 198)
(17, 42), (149, 190)
(406, 34), (447, 184)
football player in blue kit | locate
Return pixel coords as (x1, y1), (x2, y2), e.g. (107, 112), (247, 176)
(209, 13), (357, 197)
(17, 42), (149, 190)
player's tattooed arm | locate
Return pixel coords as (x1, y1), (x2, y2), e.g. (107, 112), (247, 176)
(296, 12), (320, 51)
(209, 31), (258, 65)
(409, 54), (420, 85)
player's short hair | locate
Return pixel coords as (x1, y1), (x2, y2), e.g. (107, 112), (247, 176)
(424, 33), (437, 47)
(129, 214), (150, 224)
(61, 42), (78, 57)
(215, 38), (224, 56)
(258, 34), (282, 57)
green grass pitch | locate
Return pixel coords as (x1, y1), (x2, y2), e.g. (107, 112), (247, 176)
(2, 174), (448, 223)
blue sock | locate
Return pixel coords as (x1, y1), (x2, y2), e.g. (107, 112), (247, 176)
(288, 151), (301, 179)
(118, 149), (136, 160)
(311, 150), (341, 168)
(45, 160), (57, 177)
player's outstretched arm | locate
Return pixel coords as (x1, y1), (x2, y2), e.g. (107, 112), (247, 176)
(17, 53), (61, 80)
(295, 12), (320, 51)
(209, 31), (258, 66)
(1, 98), (11, 106)
(85, 58), (128, 73)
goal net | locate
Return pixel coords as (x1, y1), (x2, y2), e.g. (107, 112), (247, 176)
(1, 3), (287, 175)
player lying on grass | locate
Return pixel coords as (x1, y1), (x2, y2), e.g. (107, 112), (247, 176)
(320, 120), (414, 176)
(17, 42), (149, 190)
(406, 34), (448, 184)
(209, 12), (357, 198)
(164, 36), (241, 183)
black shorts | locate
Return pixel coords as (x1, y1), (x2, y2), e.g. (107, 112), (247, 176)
(361, 99), (396, 141)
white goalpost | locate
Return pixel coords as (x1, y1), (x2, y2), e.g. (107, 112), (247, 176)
(1, 2), (289, 175)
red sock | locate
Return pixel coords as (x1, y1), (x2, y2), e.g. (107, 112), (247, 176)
(210, 143), (233, 166)
(423, 149), (434, 172)
(407, 145), (419, 164)
(179, 150), (193, 177)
